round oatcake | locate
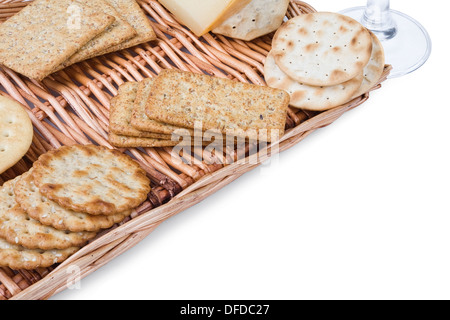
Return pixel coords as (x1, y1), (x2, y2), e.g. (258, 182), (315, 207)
(0, 237), (78, 270)
(271, 12), (372, 86)
(0, 176), (96, 250)
(32, 144), (151, 216)
(14, 170), (132, 232)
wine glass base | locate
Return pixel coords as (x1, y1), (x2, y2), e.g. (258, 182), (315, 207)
(340, 7), (432, 78)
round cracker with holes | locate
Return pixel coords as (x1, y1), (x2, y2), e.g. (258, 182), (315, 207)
(14, 170), (131, 232)
(352, 30), (386, 98)
(0, 175), (96, 250)
(272, 12), (372, 86)
(32, 144), (151, 216)
(264, 50), (363, 111)
(0, 95), (33, 174)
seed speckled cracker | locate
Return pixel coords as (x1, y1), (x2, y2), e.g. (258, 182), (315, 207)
(97, 0), (157, 54)
(109, 132), (201, 148)
(213, 0), (290, 41)
(145, 70), (290, 142)
(53, 0), (137, 72)
(110, 81), (171, 139)
(0, 0), (115, 81)
(130, 78), (195, 136)
(0, 204), (95, 250)
(0, 176), (96, 250)
(0, 238), (78, 270)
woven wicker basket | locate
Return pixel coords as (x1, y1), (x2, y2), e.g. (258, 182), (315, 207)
(0, 0), (391, 300)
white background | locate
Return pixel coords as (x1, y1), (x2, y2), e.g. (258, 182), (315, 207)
(53, 0), (450, 300)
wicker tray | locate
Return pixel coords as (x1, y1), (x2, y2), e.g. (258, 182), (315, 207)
(0, 0), (391, 300)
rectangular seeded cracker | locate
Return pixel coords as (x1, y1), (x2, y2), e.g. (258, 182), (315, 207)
(52, 0), (137, 72)
(0, 0), (115, 81)
(109, 81), (171, 139)
(109, 132), (199, 148)
(145, 70), (290, 142)
(130, 78), (195, 136)
(97, 0), (157, 54)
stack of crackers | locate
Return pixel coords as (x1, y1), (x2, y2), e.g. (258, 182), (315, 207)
(109, 69), (290, 148)
(0, 0), (156, 81)
(0, 144), (150, 270)
(264, 12), (385, 111)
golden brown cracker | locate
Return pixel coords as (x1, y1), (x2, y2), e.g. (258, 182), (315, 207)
(53, 0), (137, 72)
(0, 237), (78, 270)
(32, 144), (151, 216)
(109, 131), (202, 148)
(14, 171), (131, 233)
(0, 177), (96, 250)
(98, 0), (157, 53)
(109, 81), (172, 139)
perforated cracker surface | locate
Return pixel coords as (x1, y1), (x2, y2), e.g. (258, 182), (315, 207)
(0, 96), (33, 174)
(272, 12), (372, 86)
(264, 51), (363, 111)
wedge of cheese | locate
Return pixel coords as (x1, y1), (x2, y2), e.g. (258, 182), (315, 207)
(158, 0), (252, 37)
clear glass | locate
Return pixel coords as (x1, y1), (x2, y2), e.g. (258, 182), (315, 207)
(340, 0), (432, 78)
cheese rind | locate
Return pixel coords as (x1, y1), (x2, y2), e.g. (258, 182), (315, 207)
(158, 0), (252, 37)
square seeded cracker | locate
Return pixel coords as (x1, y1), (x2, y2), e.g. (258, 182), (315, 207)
(109, 132), (197, 148)
(97, 0), (157, 54)
(108, 132), (216, 148)
(0, 0), (115, 81)
(130, 78), (195, 136)
(109, 81), (171, 139)
(145, 70), (290, 142)
(52, 0), (137, 72)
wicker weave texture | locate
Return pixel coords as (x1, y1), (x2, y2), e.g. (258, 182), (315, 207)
(0, 0), (391, 300)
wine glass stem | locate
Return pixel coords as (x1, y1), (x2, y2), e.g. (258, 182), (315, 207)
(362, 0), (397, 40)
